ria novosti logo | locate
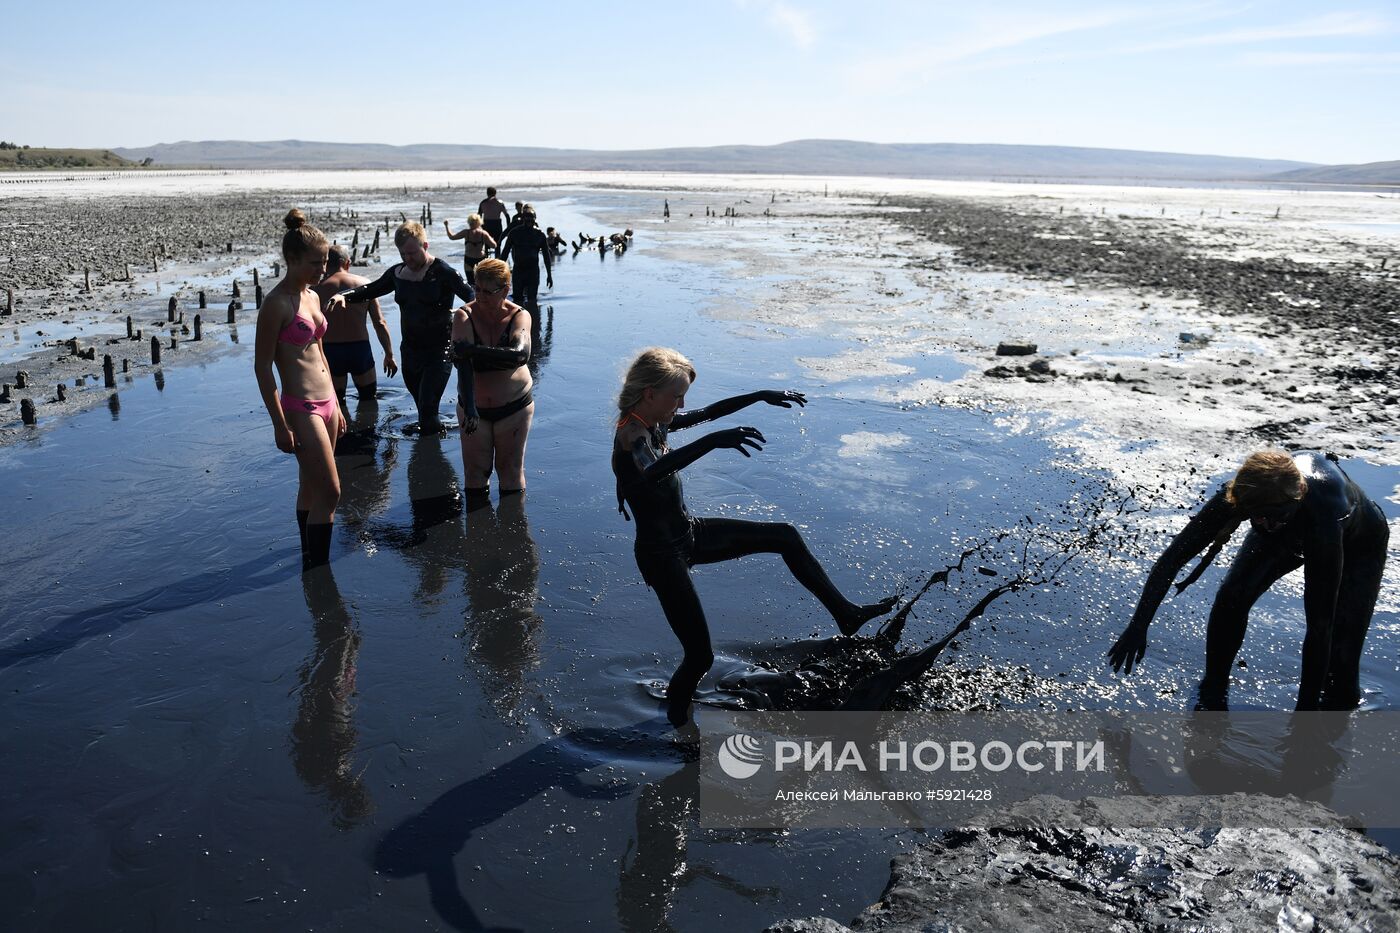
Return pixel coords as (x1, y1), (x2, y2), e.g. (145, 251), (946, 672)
(718, 734), (765, 779)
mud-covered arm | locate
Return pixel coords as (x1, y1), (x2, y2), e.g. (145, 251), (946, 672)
(339, 267), (397, 304)
(453, 337), (528, 369)
(1129, 489), (1235, 629)
(453, 352), (478, 424)
(1297, 523), (1344, 709)
(631, 427), (764, 482)
(443, 264), (475, 304)
(669, 390), (807, 430)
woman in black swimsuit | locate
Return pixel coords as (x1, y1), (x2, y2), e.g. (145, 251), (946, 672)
(327, 221), (473, 434)
(612, 347), (898, 725)
(1108, 449), (1389, 710)
(451, 259), (533, 497)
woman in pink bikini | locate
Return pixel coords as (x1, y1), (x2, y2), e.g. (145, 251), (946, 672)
(255, 209), (346, 571)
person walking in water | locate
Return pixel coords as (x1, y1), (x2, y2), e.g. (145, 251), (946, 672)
(327, 221), (473, 434)
(315, 245), (397, 403)
(1107, 450), (1389, 711)
(477, 188), (510, 255)
(611, 347), (898, 725)
(442, 214), (497, 287)
(255, 210), (344, 571)
(451, 259), (534, 501)
(498, 207), (553, 307)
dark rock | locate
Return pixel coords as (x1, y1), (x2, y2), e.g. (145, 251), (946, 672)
(996, 342), (1038, 356)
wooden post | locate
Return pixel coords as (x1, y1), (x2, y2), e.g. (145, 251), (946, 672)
(384, 217), (389, 233)
(194, 315), (202, 341)
(1383, 258), (1389, 271)
(253, 267), (260, 289)
(351, 230), (359, 255)
(4, 287), (11, 314)
(273, 261), (281, 277)
(84, 268), (91, 292)
(427, 202), (432, 224)
(255, 284), (263, 309)
(21, 398), (35, 425)
(15, 371), (29, 389)
(124, 262), (131, 281)
(362, 245), (369, 259)
(168, 296), (177, 321)
(372, 229), (380, 252)
(169, 336), (178, 350)
(103, 354), (115, 387)
(56, 383), (67, 401)
(227, 301), (237, 324)
(150, 336), (161, 364)
(199, 289), (206, 309)
(232, 279), (241, 299)
(227, 242), (233, 252)
(122, 358), (130, 373)
(0, 384), (9, 403)
(152, 252), (159, 273)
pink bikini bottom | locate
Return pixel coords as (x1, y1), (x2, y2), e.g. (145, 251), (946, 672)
(281, 394), (338, 433)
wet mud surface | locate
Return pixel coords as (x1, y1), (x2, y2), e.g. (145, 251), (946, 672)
(770, 796), (1400, 933)
(1, 175), (1397, 930)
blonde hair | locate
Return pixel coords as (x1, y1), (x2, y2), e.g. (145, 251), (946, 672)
(1227, 450), (1307, 512)
(473, 258), (510, 292)
(467, 213), (482, 228)
(617, 347), (696, 414)
(1176, 450), (1308, 594)
(281, 208), (327, 262)
(394, 221), (427, 248)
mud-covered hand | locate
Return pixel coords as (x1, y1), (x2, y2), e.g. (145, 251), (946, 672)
(461, 413), (479, 435)
(1106, 623), (1148, 675)
(757, 389), (807, 409)
(275, 425), (297, 453)
(325, 293), (347, 313)
(711, 426), (766, 457)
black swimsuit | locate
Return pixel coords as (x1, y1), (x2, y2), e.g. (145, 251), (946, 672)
(459, 308), (533, 422)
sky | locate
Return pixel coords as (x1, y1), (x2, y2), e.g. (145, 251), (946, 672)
(3, 0), (1397, 165)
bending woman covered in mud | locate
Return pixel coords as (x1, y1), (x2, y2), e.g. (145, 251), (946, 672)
(254, 209), (344, 572)
(611, 347), (897, 725)
(1107, 450), (1389, 711)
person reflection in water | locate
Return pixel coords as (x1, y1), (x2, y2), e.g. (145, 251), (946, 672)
(293, 567), (372, 828)
(1107, 450), (1389, 711)
(462, 491), (542, 721)
(611, 347), (898, 726)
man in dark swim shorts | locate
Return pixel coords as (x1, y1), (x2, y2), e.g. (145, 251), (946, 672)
(315, 246), (397, 402)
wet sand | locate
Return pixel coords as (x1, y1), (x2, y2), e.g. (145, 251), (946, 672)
(0, 174), (1396, 929)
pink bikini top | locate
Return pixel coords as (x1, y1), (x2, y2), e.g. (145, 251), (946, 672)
(278, 309), (327, 346)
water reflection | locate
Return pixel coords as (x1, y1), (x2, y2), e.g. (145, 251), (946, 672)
(292, 566), (372, 828)
(365, 436), (468, 600)
(463, 494), (542, 721)
(335, 397), (397, 542)
(526, 304), (554, 384)
(375, 721), (674, 932)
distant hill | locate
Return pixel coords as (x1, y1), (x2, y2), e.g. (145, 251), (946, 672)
(112, 139), (1316, 182)
(1266, 160), (1400, 185)
(0, 146), (138, 170)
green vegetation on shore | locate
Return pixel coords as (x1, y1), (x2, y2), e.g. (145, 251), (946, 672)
(0, 142), (144, 171)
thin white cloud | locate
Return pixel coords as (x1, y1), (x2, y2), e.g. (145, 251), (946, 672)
(843, 7), (1152, 89)
(734, 0), (818, 49)
(1238, 49), (1400, 66)
(1130, 11), (1390, 52)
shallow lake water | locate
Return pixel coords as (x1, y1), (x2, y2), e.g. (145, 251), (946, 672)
(1, 185), (1396, 930)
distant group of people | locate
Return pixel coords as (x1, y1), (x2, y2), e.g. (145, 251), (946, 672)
(256, 190), (1389, 725)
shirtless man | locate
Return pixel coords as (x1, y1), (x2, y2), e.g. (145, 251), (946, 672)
(315, 245), (397, 402)
(477, 188), (511, 256)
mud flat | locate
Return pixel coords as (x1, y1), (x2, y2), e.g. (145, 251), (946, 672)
(770, 796), (1400, 932)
